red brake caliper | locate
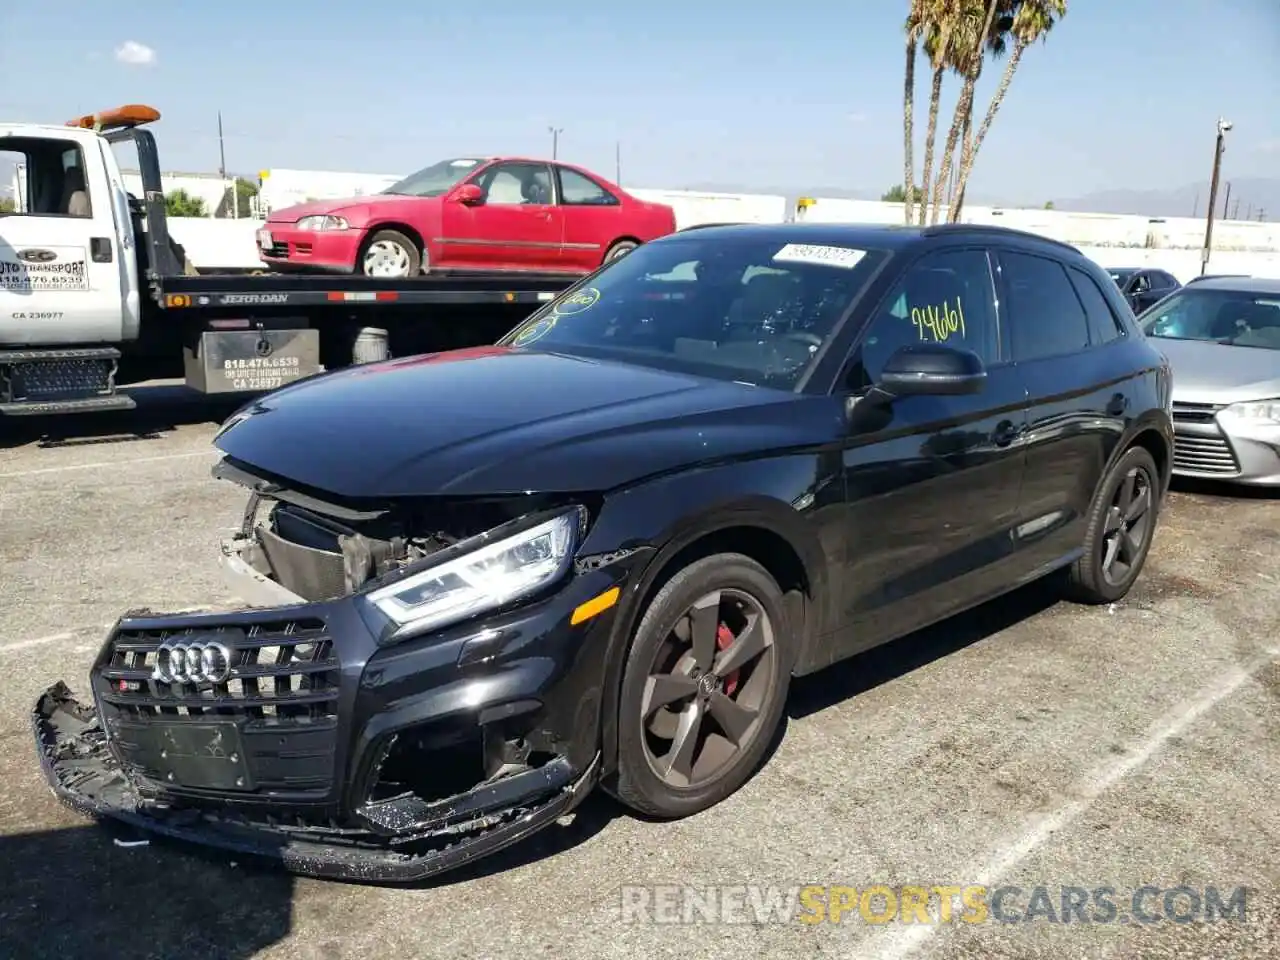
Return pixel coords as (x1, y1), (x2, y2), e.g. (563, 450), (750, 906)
(716, 623), (740, 696)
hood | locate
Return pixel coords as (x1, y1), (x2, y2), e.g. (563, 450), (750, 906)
(213, 347), (843, 499)
(1154, 338), (1280, 404)
(267, 193), (421, 223)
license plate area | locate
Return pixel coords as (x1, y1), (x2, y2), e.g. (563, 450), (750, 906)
(256, 228), (273, 250)
(117, 720), (254, 791)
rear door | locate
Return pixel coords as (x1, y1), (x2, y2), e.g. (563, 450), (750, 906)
(0, 134), (124, 344)
(555, 165), (622, 271)
(438, 161), (564, 271)
(832, 245), (1030, 663)
(995, 247), (1138, 570)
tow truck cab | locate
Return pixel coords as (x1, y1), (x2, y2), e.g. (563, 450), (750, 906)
(1, 111), (149, 339)
(0, 105), (574, 417)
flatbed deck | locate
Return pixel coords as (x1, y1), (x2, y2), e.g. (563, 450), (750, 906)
(157, 271), (577, 309)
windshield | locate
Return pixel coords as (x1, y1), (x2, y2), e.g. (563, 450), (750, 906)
(1139, 287), (1280, 351)
(497, 235), (889, 389)
(382, 158), (485, 198)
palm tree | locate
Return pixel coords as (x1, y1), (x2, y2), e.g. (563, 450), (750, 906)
(949, 0), (1067, 221)
(903, 1), (926, 223)
(915, 2), (959, 226)
(928, 0), (1005, 225)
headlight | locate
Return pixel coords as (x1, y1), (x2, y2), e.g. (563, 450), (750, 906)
(365, 509), (581, 639)
(295, 214), (349, 231)
(1219, 399), (1280, 425)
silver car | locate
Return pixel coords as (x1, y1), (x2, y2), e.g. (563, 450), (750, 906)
(1137, 276), (1280, 486)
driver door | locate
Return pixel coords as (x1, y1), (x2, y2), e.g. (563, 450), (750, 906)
(438, 161), (565, 271)
(827, 247), (1029, 666)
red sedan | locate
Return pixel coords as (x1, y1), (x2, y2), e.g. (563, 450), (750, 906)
(257, 156), (677, 277)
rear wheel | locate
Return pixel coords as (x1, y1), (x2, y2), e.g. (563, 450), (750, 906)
(359, 230), (420, 277)
(609, 553), (792, 819)
(1063, 445), (1161, 604)
(603, 239), (638, 264)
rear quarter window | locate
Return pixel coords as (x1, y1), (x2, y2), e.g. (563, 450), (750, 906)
(1068, 266), (1128, 345)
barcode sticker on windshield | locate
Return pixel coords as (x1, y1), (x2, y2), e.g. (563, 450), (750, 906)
(773, 243), (866, 269)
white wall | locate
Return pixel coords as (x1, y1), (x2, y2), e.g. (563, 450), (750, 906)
(125, 171), (1279, 279)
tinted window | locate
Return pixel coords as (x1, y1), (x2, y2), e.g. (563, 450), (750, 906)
(1156, 271), (1179, 289)
(1068, 267), (1126, 345)
(1140, 288), (1280, 351)
(558, 167), (618, 206)
(1001, 251), (1091, 361)
(848, 248), (999, 391)
(473, 162), (553, 205)
(499, 236), (889, 388)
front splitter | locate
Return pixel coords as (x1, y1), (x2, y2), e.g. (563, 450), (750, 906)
(32, 681), (599, 884)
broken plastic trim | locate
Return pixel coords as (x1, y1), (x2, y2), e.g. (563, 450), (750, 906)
(356, 757), (575, 837)
(33, 683), (600, 883)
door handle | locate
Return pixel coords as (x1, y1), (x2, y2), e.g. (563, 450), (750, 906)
(1106, 394), (1128, 417)
(992, 420), (1021, 447)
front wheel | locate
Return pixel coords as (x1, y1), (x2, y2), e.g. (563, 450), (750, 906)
(359, 230), (421, 277)
(609, 553), (792, 819)
(1063, 445), (1161, 604)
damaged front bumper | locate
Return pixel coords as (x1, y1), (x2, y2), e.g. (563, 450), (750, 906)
(33, 682), (599, 882)
(31, 535), (626, 883)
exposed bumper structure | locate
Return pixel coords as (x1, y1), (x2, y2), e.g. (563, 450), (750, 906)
(33, 682), (599, 883)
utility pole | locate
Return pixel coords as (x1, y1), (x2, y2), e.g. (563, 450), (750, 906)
(548, 126), (563, 160)
(1200, 118), (1232, 276)
(1232, 197), (1241, 220)
(218, 110), (235, 219)
(1191, 192), (1199, 217)
(217, 110), (227, 179)
(1222, 181), (1232, 220)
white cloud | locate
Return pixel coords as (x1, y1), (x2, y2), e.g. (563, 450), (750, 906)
(1258, 138), (1280, 155)
(114, 41), (156, 66)
(848, 112), (869, 124)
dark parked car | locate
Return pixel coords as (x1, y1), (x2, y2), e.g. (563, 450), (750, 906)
(1108, 266), (1182, 313)
(34, 222), (1174, 883)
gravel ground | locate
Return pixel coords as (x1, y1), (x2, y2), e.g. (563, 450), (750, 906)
(0, 385), (1276, 960)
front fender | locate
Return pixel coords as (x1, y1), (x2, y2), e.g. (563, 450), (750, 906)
(580, 451), (845, 776)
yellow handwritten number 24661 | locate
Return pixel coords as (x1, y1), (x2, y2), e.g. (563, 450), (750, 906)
(911, 297), (966, 343)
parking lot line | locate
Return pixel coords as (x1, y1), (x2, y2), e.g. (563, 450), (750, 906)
(0, 631), (81, 655)
(871, 645), (1280, 960)
(0, 450), (215, 480)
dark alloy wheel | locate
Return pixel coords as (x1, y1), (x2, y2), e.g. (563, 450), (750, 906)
(1064, 445), (1161, 604)
(610, 553), (793, 818)
(1100, 464), (1154, 587)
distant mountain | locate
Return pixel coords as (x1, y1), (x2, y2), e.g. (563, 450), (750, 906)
(1054, 178), (1280, 221)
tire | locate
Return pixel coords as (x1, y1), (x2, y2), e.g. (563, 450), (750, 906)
(1062, 445), (1161, 604)
(359, 230), (421, 277)
(603, 239), (638, 264)
(609, 553), (793, 819)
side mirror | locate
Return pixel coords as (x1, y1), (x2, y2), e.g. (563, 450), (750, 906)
(874, 343), (987, 398)
(454, 183), (483, 205)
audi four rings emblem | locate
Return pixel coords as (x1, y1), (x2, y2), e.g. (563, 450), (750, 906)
(152, 638), (235, 684)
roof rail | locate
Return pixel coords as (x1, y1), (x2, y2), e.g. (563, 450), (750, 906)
(919, 222), (1079, 254)
(675, 222), (745, 232)
(1185, 273), (1248, 284)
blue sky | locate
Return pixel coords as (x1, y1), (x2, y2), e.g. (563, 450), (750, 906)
(1, 0), (1276, 202)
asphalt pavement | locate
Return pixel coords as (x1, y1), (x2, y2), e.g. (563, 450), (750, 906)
(0, 385), (1276, 960)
